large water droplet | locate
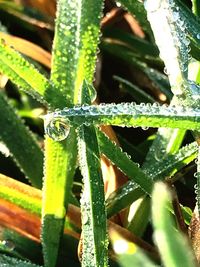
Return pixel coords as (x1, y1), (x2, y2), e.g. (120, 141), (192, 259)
(1, 240), (15, 251)
(44, 114), (70, 141)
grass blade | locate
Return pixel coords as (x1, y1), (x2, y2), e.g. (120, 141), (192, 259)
(42, 0), (104, 265)
(51, 0), (103, 105)
(42, 134), (77, 267)
(152, 182), (197, 267)
(116, 0), (153, 39)
(97, 129), (153, 194)
(0, 40), (65, 108)
(45, 102), (200, 131)
(0, 254), (41, 267)
(0, 92), (43, 188)
(77, 81), (108, 267)
(106, 141), (197, 217)
(114, 75), (155, 104)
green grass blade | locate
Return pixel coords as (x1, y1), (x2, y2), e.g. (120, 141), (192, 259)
(45, 102), (200, 131)
(97, 129), (153, 194)
(41, 134), (77, 267)
(152, 182), (197, 267)
(77, 81), (108, 267)
(116, 0), (153, 39)
(192, 0), (200, 17)
(42, 0), (104, 266)
(111, 232), (156, 267)
(0, 254), (41, 267)
(106, 141), (197, 217)
(175, 0), (200, 59)
(103, 28), (159, 57)
(145, 0), (189, 96)
(0, 40), (65, 108)
(127, 196), (151, 237)
(102, 42), (171, 97)
(143, 128), (186, 169)
(0, 92), (43, 188)
(51, 0), (103, 105)
(114, 75), (155, 104)
(78, 125), (108, 267)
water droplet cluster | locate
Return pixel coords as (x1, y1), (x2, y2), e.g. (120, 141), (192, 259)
(145, 0), (190, 97)
(45, 102), (200, 140)
(51, 0), (103, 104)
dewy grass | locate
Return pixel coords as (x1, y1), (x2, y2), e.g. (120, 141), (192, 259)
(0, 0), (200, 266)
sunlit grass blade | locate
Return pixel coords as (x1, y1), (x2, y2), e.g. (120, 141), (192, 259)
(45, 102), (200, 131)
(152, 182), (197, 267)
(0, 40), (66, 108)
(175, 0), (200, 59)
(0, 31), (51, 68)
(106, 141), (197, 217)
(192, 0), (200, 17)
(51, 0), (104, 105)
(0, 92), (43, 188)
(110, 230), (156, 267)
(77, 125), (108, 267)
(97, 129), (153, 194)
(42, 134), (77, 267)
(145, 0), (200, 103)
(127, 196), (151, 237)
(42, 0), (104, 266)
(143, 128), (186, 169)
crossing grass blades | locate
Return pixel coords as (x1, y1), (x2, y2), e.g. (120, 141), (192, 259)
(0, 0), (200, 266)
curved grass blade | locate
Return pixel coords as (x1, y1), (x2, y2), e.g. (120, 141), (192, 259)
(145, 0), (200, 103)
(0, 254), (41, 267)
(152, 182), (197, 267)
(101, 41), (171, 99)
(0, 40), (66, 108)
(77, 81), (108, 267)
(175, 0), (200, 59)
(106, 141), (197, 217)
(97, 129), (153, 194)
(0, 92), (43, 188)
(45, 102), (200, 131)
(0, 31), (51, 68)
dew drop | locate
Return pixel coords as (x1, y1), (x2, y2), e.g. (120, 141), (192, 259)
(44, 114), (70, 141)
(197, 33), (200, 40)
(1, 240), (15, 251)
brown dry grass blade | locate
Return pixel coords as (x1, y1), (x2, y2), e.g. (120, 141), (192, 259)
(0, 32), (51, 68)
(0, 174), (158, 260)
